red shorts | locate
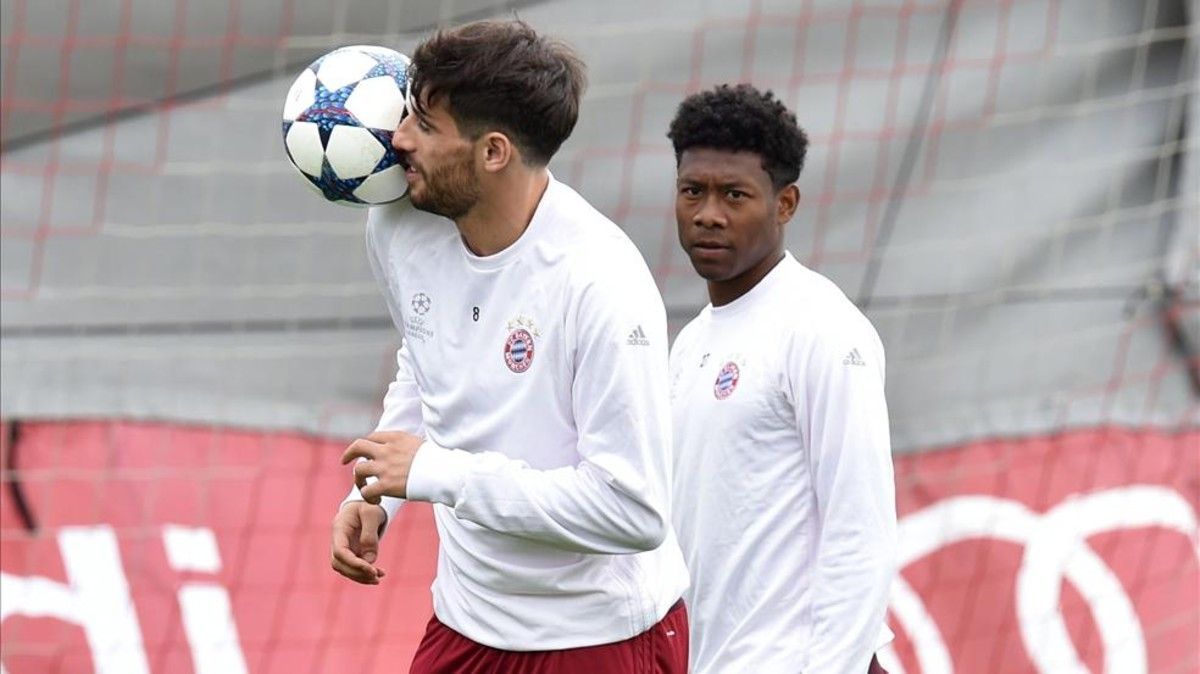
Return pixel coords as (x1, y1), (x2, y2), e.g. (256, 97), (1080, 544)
(409, 600), (689, 674)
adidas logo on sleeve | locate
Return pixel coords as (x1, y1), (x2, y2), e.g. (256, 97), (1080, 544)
(843, 348), (866, 366)
(626, 325), (650, 346)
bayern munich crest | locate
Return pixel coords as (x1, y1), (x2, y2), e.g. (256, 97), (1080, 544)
(504, 328), (535, 373)
(713, 361), (740, 399)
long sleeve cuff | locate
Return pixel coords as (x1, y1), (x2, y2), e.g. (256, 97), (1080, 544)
(406, 440), (472, 506)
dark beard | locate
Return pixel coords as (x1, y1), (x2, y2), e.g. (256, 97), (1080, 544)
(409, 149), (480, 220)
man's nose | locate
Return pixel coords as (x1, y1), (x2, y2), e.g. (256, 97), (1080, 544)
(693, 195), (726, 228)
(392, 114), (414, 153)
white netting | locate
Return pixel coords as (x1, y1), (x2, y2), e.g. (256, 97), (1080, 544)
(1, 1), (1196, 672)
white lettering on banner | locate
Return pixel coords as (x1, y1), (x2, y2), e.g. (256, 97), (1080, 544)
(163, 524), (222, 573)
(0, 524), (247, 674)
(2, 491), (1194, 673)
(893, 486), (1200, 674)
(0, 526), (151, 674)
(177, 585), (248, 674)
(163, 525), (249, 674)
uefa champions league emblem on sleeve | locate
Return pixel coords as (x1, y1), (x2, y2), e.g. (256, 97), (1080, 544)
(503, 316), (540, 373)
(713, 361), (740, 399)
(411, 292), (431, 315)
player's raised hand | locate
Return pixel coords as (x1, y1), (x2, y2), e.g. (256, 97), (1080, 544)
(340, 431), (423, 503)
(330, 501), (388, 584)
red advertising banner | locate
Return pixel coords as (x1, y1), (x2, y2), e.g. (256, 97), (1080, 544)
(886, 428), (1198, 674)
(1, 421), (1196, 673)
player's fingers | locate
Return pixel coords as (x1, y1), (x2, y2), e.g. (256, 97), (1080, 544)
(362, 503), (387, 532)
(358, 519), (380, 565)
(331, 510), (360, 550)
(361, 505), (388, 574)
(332, 559), (378, 585)
(330, 535), (358, 567)
(331, 546), (379, 584)
(331, 523), (352, 553)
(360, 481), (383, 505)
(353, 460), (378, 490)
(340, 439), (380, 465)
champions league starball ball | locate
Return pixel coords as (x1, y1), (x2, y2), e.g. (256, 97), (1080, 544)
(281, 45), (411, 207)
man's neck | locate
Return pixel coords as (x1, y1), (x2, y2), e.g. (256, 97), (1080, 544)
(456, 169), (550, 257)
(708, 250), (786, 307)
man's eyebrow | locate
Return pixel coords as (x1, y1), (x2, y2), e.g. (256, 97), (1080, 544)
(415, 110), (438, 131)
(677, 174), (755, 188)
(719, 179), (756, 189)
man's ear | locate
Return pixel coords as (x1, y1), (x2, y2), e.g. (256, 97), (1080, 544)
(479, 132), (515, 173)
(777, 184), (800, 224)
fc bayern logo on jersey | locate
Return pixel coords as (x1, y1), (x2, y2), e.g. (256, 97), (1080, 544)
(504, 328), (535, 373)
(713, 361), (740, 399)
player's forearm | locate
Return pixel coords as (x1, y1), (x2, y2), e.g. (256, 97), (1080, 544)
(804, 431), (897, 674)
(804, 419), (897, 670)
(802, 539), (896, 674)
(406, 440), (668, 554)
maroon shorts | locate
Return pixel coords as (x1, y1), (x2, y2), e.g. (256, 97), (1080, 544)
(409, 600), (689, 674)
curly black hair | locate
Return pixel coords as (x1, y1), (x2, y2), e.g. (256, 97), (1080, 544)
(666, 84), (808, 189)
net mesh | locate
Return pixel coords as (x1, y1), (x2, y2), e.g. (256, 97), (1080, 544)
(1, 0), (1197, 672)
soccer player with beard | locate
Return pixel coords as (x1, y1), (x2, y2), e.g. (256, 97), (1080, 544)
(666, 84), (896, 674)
(328, 19), (689, 674)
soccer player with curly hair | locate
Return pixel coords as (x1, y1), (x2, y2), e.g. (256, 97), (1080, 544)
(666, 83), (897, 674)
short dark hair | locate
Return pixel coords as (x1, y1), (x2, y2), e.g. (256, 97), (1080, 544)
(408, 19), (586, 166)
(666, 84), (808, 189)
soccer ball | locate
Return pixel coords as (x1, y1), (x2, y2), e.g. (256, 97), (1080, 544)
(281, 45), (410, 207)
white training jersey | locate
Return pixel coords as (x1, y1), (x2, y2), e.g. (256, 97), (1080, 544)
(345, 176), (689, 651)
(670, 253), (896, 674)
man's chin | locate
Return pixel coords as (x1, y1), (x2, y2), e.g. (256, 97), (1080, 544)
(408, 193), (469, 221)
(687, 258), (730, 282)
(407, 190), (436, 214)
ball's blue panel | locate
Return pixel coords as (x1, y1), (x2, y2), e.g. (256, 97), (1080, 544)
(367, 127), (401, 174)
(314, 158), (368, 205)
(297, 82), (358, 132)
(364, 58), (408, 83)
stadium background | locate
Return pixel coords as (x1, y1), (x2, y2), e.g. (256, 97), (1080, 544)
(1, 0), (1197, 672)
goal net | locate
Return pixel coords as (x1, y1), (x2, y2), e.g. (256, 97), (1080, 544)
(2, 0), (1196, 672)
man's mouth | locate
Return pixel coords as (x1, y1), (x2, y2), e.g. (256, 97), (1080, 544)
(689, 240), (730, 261)
(398, 155), (418, 178)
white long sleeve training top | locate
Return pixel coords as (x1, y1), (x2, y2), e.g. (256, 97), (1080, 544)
(344, 177), (689, 651)
(670, 253), (897, 674)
